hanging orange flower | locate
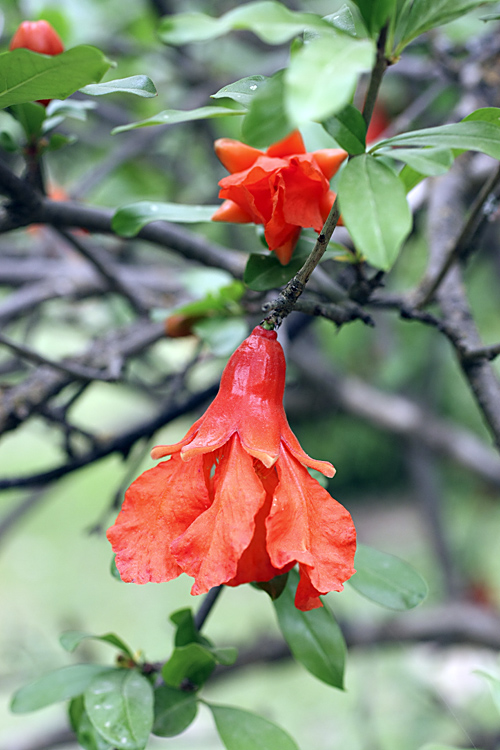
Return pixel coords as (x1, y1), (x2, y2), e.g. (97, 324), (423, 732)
(212, 131), (347, 265)
(107, 326), (356, 611)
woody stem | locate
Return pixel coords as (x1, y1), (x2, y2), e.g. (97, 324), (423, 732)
(194, 585), (223, 631)
(262, 28), (389, 330)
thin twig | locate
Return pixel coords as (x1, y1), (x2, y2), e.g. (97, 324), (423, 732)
(194, 585), (224, 631)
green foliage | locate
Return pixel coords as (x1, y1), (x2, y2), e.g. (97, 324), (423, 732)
(476, 670), (500, 716)
(382, 147), (455, 175)
(211, 76), (268, 108)
(373, 119), (500, 159)
(349, 544), (428, 610)
(351, 0), (398, 37)
(84, 670), (154, 750)
(152, 686), (198, 737)
(241, 71), (291, 147)
(162, 643), (218, 689)
(10, 665), (113, 713)
(273, 569), (346, 688)
(80, 76), (157, 98)
(112, 105), (244, 134)
(244, 246), (310, 290)
(112, 201), (220, 236)
(59, 630), (135, 660)
(0, 46), (111, 109)
(338, 154), (412, 270)
(70, 696), (114, 750)
(158, 1), (332, 45)
(322, 104), (367, 154)
(208, 704), (300, 750)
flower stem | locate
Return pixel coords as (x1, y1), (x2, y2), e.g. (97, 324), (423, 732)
(194, 585), (223, 631)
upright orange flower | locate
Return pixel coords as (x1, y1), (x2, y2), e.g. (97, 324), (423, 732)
(107, 326), (356, 611)
(212, 131), (347, 265)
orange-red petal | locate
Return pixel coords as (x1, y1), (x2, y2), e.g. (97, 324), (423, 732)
(273, 227), (301, 265)
(214, 138), (263, 173)
(266, 446), (356, 609)
(312, 149), (348, 180)
(171, 435), (267, 593)
(212, 199), (254, 224)
(267, 130), (306, 157)
(107, 454), (210, 584)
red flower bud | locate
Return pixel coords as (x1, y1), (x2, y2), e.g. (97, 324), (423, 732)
(9, 20), (65, 106)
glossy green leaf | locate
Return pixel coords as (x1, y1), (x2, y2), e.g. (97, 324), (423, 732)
(162, 643), (217, 689)
(112, 105), (244, 135)
(322, 104), (367, 154)
(193, 317), (249, 356)
(244, 246), (310, 291)
(152, 686), (198, 738)
(112, 201), (220, 237)
(398, 164), (426, 193)
(60, 631), (134, 659)
(209, 704), (300, 750)
(285, 34), (375, 126)
(84, 670), (154, 750)
(273, 569), (346, 688)
(9, 102), (46, 139)
(350, 0), (397, 36)
(349, 543), (428, 610)
(70, 697), (113, 750)
(170, 609), (212, 648)
(242, 71), (292, 148)
(380, 146), (454, 175)
(324, 5), (357, 36)
(158, 2), (332, 46)
(338, 154), (412, 270)
(0, 46), (111, 109)
(11, 664), (112, 713)
(395, 0), (498, 50)
(211, 76), (267, 108)
(80, 76), (157, 98)
(372, 121), (500, 159)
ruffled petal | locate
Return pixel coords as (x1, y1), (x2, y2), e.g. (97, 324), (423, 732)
(273, 227), (301, 265)
(280, 425), (335, 477)
(280, 157), (328, 232)
(150, 417), (204, 460)
(211, 199), (254, 224)
(171, 435), (267, 593)
(107, 454), (211, 584)
(312, 149), (347, 180)
(214, 138), (262, 173)
(266, 446), (356, 609)
(267, 130), (306, 157)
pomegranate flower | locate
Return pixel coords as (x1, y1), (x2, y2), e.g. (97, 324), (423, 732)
(10, 20), (65, 106)
(212, 131), (347, 265)
(107, 326), (356, 611)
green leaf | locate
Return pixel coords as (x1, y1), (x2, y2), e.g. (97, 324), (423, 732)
(80, 75), (157, 98)
(372, 121), (500, 160)
(324, 5), (357, 36)
(463, 107), (500, 125)
(9, 102), (46, 139)
(0, 46), (111, 109)
(211, 75), (267, 108)
(395, 0), (498, 50)
(162, 643), (217, 689)
(84, 670), (154, 750)
(398, 164), (426, 193)
(153, 686), (198, 738)
(273, 569), (345, 689)
(170, 609), (212, 648)
(70, 697), (113, 750)
(338, 154), (412, 270)
(41, 133), (77, 152)
(242, 71), (292, 148)
(10, 664), (113, 713)
(112, 105), (244, 134)
(418, 745), (477, 750)
(244, 245), (311, 291)
(380, 146), (454, 175)
(158, 2), (332, 46)
(349, 543), (428, 610)
(193, 317), (249, 356)
(60, 631), (135, 660)
(112, 201), (220, 237)
(209, 704), (300, 750)
(322, 104), (367, 154)
(0, 110), (24, 151)
(350, 0), (398, 36)
(285, 34), (375, 126)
